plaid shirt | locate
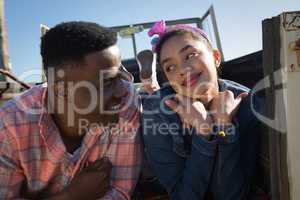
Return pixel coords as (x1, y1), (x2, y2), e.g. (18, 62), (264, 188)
(0, 83), (142, 200)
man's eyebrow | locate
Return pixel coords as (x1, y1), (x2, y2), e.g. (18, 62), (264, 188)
(161, 58), (172, 67)
(100, 66), (120, 80)
(179, 45), (193, 54)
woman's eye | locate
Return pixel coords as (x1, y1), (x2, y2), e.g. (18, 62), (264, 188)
(186, 52), (199, 60)
(165, 65), (175, 72)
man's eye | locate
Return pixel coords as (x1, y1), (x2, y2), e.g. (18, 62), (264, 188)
(103, 77), (115, 87)
(103, 73), (122, 87)
(165, 65), (176, 72)
(186, 52), (199, 60)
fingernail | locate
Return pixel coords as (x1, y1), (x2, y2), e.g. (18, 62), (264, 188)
(165, 100), (171, 105)
(243, 93), (249, 97)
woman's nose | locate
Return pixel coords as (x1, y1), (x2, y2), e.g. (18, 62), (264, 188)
(179, 64), (193, 77)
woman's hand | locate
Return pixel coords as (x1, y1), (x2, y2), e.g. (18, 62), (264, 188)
(209, 90), (248, 125)
(165, 94), (213, 137)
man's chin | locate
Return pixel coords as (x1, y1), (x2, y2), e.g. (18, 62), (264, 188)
(98, 113), (119, 126)
(83, 113), (119, 127)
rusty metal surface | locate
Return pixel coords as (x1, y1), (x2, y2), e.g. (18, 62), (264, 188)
(282, 12), (300, 72)
(0, 0), (9, 73)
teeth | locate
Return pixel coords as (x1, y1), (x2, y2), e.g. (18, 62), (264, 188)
(111, 104), (121, 110)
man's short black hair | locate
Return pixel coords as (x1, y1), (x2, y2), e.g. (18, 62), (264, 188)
(40, 21), (117, 71)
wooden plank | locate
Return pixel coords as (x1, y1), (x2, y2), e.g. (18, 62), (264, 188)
(280, 11), (300, 199)
(262, 15), (290, 200)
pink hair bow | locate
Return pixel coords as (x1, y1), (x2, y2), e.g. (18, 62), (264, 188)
(148, 20), (211, 52)
(148, 20), (167, 51)
(148, 20), (166, 37)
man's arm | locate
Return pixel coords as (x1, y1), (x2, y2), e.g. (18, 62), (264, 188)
(101, 110), (143, 200)
(0, 126), (77, 200)
(0, 127), (28, 199)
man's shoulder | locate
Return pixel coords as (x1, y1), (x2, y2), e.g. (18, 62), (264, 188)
(143, 86), (175, 110)
(0, 85), (45, 130)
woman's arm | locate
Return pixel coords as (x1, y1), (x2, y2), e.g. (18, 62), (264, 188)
(142, 100), (217, 200)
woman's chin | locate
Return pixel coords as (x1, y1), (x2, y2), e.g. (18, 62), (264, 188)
(188, 89), (216, 105)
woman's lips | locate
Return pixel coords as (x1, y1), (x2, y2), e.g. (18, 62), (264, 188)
(182, 73), (202, 88)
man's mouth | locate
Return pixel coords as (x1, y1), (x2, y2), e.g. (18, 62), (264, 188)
(182, 72), (202, 88)
(107, 101), (122, 111)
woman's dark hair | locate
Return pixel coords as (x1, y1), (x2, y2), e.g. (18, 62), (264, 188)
(154, 29), (219, 86)
(155, 29), (213, 64)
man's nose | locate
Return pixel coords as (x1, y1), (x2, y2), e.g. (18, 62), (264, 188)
(113, 78), (128, 98)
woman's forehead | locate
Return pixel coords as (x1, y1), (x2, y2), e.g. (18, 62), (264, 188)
(160, 35), (204, 59)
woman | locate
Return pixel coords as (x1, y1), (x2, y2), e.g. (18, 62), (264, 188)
(142, 20), (262, 200)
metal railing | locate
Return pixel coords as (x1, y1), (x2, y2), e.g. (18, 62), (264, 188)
(110, 5), (224, 60)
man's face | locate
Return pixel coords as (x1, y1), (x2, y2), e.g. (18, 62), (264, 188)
(53, 45), (129, 125)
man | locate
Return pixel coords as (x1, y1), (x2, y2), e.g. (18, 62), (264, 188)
(0, 21), (142, 200)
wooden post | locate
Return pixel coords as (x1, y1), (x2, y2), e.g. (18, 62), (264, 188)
(262, 11), (300, 200)
(262, 16), (290, 200)
(280, 11), (300, 200)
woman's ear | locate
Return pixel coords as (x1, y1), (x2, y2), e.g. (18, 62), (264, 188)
(213, 49), (221, 68)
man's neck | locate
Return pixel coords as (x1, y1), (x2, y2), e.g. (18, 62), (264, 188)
(50, 113), (85, 153)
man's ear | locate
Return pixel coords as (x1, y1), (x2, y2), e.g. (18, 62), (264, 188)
(53, 81), (67, 99)
(213, 49), (222, 68)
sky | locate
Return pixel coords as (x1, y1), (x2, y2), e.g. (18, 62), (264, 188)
(4, 0), (300, 82)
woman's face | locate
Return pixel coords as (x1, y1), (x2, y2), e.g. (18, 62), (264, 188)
(159, 33), (221, 104)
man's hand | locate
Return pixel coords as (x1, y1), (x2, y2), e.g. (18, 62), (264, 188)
(209, 90), (248, 125)
(165, 94), (213, 136)
(65, 158), (112, 200)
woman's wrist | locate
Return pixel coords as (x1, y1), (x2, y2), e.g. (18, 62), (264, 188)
(213, 114), (231, 126)
(193, 118), (213, 138)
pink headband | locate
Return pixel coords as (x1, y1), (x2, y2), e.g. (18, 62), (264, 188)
(148, 20), (211, 52)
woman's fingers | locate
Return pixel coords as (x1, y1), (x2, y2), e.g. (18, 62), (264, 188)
(232, 92), (249, 116)
(234, 92), (249, 108)
(183, 122), (191, 129)
(166, 99), (190, 128)
(165, 98), (190, 122)
(237, 92), (249, 100)
(165, 99), (182, 114)
(175, 94), (195, 108)
(175, 94), (185, 105)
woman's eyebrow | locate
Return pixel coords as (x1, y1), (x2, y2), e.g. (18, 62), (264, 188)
(161, 45), (194, 66)
(179, 45), (194, 54)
